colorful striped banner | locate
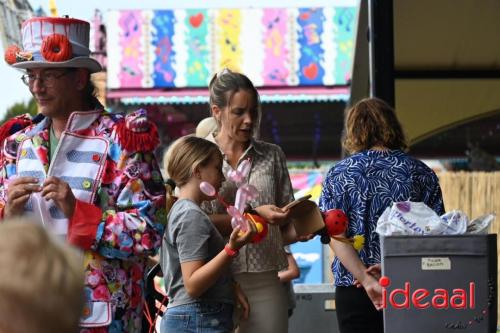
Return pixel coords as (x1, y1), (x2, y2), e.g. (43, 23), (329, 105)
(151, 10), (176, 87)
(107, 6), (357, 89)
(118, 10), (144, 88)
(185, 9), (210, 86)
(334, 7), (356, 83)
(215, 9), (242, 72)
(297, 8), (325, 86)
(262, 8), (289, 86)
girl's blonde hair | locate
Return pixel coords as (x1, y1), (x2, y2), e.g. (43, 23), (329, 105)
(0, 220), (84, 333)
(165, 135), (221, 187)
(343, 97), (408, 154)
(163, 136), (221, 212)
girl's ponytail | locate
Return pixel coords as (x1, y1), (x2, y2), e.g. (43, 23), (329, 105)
(164, 178), (177, 217)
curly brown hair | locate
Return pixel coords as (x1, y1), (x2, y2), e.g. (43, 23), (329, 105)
(343, 97), (408, 154)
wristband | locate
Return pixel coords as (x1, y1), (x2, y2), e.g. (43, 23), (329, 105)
(224, 244), (239, 257)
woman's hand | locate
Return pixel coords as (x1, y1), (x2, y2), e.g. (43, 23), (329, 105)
(254, 205), (289, 225)
(234, 283), (250, 320)
(366, 264), (381, 280)
(361, 274), (383, 310)
(353, 264), (381, 288)
(331, 237), (383, 310)
(227, 220), (257, 250)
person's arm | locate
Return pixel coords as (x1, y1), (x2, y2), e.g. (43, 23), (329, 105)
(0, 115), (36, 219)
(181, 224), (256, 298)
(67, 114), (166, 256)
(319, 166), (381, 310)
(0, 139), (19, 219)
(67, 151), (166, 255)
(330, 238), (382, 310)
(181, 253), (233, 298)
(234, 282), (250, 320)
(254, 204), (289, 226)
(278, 252), (300, 283)
(210, 206), (290, 235)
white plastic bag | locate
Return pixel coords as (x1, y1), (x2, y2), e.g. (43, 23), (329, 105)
(467, 213), (496, 234)
(376, 201), (442, 236)
(376, 201), (494, 237)
(438, 210), (468, 235)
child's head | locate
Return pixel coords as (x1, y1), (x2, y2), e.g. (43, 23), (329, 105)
(0, 220), (84, 333)
(165, 135), (223, 190)
(195, 116), (218, 138)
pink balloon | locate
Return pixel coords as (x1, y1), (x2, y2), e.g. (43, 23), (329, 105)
(234, 184), (259, 213)
(199, 181), (216, 197)
(231, 214), (248, 232)
(237, 159), (251, 178)
(231, 215), (249, 232)
(226, 159), (252, 185)
(242, 184), (258, 199)
(226, 206), (247, 231)
(227, 169), (243, 183)
(209, 157), (256, 233)
(227, 206), (241, 218)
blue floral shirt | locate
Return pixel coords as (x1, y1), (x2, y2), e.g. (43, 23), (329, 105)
(319, 150), (445, 286)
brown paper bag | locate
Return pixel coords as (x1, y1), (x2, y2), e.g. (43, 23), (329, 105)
(286, 196), (325, 236)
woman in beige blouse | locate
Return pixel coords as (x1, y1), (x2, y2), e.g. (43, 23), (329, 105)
(203, 68), (295, 333)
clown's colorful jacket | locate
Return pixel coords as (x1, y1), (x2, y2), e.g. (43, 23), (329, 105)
(0, 109), (166, 331)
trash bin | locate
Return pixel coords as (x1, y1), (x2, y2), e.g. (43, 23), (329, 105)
(289, 284), (340, 333)
(381, 234), (497, 333)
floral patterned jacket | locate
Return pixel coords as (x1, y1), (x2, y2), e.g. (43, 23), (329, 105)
(0, 109), (166, 332)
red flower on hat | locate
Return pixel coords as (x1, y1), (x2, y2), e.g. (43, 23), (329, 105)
(4, 45), (21, 65)
(41, 34), (73, 62)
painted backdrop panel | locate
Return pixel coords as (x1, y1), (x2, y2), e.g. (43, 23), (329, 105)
(106, 6), (357, 89)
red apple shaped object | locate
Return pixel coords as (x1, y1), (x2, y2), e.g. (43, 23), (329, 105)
(323, 209), (348, 236)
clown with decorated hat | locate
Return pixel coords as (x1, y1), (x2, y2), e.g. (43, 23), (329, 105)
(1, 16), (166, 332)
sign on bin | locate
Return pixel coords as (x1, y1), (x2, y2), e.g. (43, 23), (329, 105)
(381, 234), (497, 333)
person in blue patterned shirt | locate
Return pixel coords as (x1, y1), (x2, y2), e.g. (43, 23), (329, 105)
(319, 97), (445, 333)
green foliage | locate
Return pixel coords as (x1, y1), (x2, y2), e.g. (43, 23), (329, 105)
(0, 99), (37, 125)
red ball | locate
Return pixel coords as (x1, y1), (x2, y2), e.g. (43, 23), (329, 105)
(4, 45), (20, 65)
(323, 209), (348, 236)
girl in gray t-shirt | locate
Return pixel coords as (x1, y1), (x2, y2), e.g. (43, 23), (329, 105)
(160, 136), (256, 333)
